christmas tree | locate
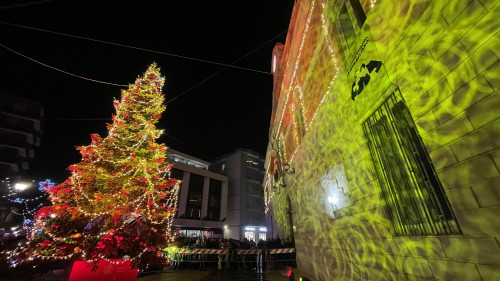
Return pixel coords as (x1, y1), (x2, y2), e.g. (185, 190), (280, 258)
(16, 64), (180, 269)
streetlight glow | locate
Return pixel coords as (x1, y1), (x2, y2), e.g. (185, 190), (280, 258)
(327, 195), (339, 205)
(14, 182), (30, 191)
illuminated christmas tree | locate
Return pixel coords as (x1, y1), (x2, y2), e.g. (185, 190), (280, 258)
(18, 64), (180, 269)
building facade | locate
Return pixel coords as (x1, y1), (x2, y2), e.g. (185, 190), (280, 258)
(166, 148), (228, 239)
(211, 149), (267, 242)
(0, 93), (44, 248)
(265, 0), (500, 280)
(0, 92), (43, 180)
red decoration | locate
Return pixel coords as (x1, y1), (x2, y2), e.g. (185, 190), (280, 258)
(67, 260), (138, 281)
(97, 241), (106, 249)
(39, 240), (53, 247)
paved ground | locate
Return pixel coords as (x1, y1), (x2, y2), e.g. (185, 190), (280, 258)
(138, 270), (290, 281)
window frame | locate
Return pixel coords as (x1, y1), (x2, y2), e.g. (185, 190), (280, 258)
(335, 0), (367, 53)
(362, 89), (461, 236)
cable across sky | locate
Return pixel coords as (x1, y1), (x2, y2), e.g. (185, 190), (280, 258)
(1, 21), (287, 103)
(0, 21), (272, 75)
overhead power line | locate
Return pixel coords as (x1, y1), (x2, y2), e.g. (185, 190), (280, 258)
(165, 29), (287, 104)
(0, 0), (55, 10)
(0, 21), (271, 75)
(0, 42), (128, 87)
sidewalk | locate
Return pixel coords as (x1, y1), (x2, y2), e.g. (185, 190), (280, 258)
(137, 269), (290, 281)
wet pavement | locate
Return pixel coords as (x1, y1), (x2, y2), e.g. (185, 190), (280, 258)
(137, 270), (290, 281)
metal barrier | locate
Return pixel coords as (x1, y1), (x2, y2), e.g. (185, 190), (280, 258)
(165, 248), (296, 271)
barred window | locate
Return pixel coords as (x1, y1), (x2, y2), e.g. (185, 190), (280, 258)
(362, 90), (460, 236)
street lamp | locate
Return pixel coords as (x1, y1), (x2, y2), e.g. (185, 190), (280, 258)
(327, 195), (339, 217)
(327, 195), (339, 205)
(14, 182), (30, 191)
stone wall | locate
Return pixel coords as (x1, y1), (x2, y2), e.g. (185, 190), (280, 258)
(266, 0), (500, 280)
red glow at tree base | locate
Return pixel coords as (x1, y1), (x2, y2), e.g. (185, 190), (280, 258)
(66, 260), (138, 281)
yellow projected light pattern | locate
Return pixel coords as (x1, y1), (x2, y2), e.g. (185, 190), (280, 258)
(266, 0), (500, 280)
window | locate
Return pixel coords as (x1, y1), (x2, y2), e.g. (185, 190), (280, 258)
(186, 173), (203, 220)
(208, 179), (221, 221)
(247, 169), (263, 183)
(170, 168), (184, 181)
(244, 231), (255, 241)
(248, 183), (263, 197)
(337, 0), (366, 51)
(258, 233), (266, 241)
(362, 90), (460, 236)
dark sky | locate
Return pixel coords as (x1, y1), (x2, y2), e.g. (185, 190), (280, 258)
(0, 0), (293, 182)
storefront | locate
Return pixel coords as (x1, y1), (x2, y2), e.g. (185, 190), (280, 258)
(243, 226), (267, 242)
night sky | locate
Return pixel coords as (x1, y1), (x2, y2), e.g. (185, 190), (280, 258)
(0, 0), (293, 182)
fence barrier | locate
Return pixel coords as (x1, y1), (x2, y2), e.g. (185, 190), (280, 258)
(164, 248), (296, 271)
(268, 248), (295, 254)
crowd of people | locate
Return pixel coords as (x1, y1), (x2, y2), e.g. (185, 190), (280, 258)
(169, 235), (296, 271)
(173, 235), (295, 250)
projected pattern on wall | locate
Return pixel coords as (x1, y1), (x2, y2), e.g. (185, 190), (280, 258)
(265, 0), (500, 280)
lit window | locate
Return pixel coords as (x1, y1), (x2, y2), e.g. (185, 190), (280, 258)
(245, 231), (255, 241)
(259, 232), (266, 241)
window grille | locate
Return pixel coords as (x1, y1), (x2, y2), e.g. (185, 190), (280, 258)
(362, 91), (460, 236)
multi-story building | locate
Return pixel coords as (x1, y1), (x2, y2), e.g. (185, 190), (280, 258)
(0, 93), (43, 247)
(166, 148), (228, 239)
(211, 149), (267, 242)
(265, 0), (500, 280)
(0, 92), (43, 181)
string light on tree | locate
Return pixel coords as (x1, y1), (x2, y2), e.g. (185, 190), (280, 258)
(8, 64), (180, 270)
